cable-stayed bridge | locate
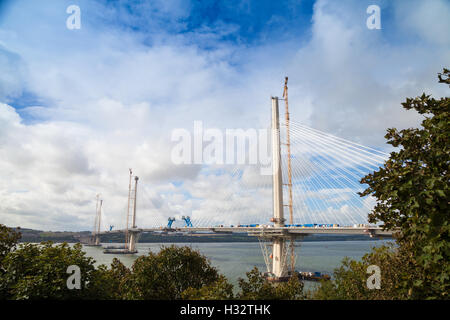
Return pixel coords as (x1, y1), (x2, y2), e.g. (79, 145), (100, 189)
(86, 78), (396, 281)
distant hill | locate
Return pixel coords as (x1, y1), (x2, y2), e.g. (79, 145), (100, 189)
(13, 227), (90, 243)
(12, 227), (388, 243)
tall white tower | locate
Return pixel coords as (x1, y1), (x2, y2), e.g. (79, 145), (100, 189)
(128, 176), (139, 253)
(271, 96), (287, 278)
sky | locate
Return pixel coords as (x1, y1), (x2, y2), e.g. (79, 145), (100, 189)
(0, 0), (449, 231)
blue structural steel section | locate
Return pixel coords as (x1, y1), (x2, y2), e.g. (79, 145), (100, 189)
(284, 223), (339, 227)
(167, 217), (175, 228)
(237, 223), (340, 228)
(182, 216), (193, 227)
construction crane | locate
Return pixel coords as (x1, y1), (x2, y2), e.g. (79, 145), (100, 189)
(83, 194), (103, 246)
(282, 76), (297, 274)
(167, 217), (176, 228)
(182, 216), (193, 227)
(104, 169), (139, 254)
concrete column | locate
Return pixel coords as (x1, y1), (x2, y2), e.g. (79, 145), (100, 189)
(271, 97), (284, 227)
(129, 232), (136, 252)
(128, 176), (139, 252)
(132, 176), (138, 229)
(95, 200), (102, 245)
(271, 97), (286, 278)
(272, 238), (285, 277)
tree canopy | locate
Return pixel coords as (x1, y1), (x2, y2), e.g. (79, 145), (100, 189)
(237, 267), (305, 300)
(125, 245), (220, 300)
(0, 225), (21, 266)
(0, 241), (111, 299)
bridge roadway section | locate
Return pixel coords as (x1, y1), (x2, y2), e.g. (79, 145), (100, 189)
(98, 226), (395, 238)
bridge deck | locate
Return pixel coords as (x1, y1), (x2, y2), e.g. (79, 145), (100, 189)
(99, 226), (395, 237)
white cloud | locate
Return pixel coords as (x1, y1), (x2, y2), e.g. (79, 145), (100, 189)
(285, 0), (450, 146)
(395, 0), (450, 47)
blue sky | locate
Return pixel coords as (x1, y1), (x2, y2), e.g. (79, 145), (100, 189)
(0, 0), (449, 230)
(87, 0), (316, 44)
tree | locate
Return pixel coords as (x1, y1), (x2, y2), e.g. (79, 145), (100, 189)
(127, 245), (220, 300)
(0, 224), (21, 266)
(312, 244), (421, 300)
(0, 241), (111, 299)
(181, 275), (235, 300)
(182, 267), (305, 300)
(359, 68), (449, 299)
(86, 258), (131, 300)
(0, 225), (21, 299)
(438, 68), (450, 84)
(273, 273), (306, 300)
(236, 267), (305, 300)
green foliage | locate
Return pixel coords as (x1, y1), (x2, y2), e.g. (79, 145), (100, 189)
(358, 69), (449, 299)
(237, 267), (275, 300)
(182, 267), (305, 300)
(273, 274), (305, 300)
(105, 258), (132, 299)
(0, 241), (110, 299)
(237, 267), (305, 300)
(312, 244), (420, 300)
(0, 225), (21, 299)
(438, 68), (450, 85)
(126, 245), (220, 300)
(85, 258), (131, 300)
(0, 224), (21, 266)
(181, 275), (235, 300)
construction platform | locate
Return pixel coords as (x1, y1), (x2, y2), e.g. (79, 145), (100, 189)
(103, 248), (138, 254)
(264, 270), (331, 282)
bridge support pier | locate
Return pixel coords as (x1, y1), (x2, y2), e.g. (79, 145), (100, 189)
(267, 96), (290, 281)
(272, 237), (287, 278)
(128, 231), (139, 253)
(94, 235), (100, 246)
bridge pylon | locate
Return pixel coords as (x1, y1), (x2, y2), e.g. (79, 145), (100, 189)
(104, 170), (140, 254)
(80, 194), (103, 246)
(126, 175), (139, 253)
(95, 195), (103, 245)
(258, 92), (304, 282)
(270, 96), (287, 279)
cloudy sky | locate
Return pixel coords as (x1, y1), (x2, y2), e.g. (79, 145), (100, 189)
(0, 0), (449, 231)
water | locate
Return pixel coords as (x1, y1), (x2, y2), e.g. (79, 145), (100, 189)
(80, 240), (392, 292)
